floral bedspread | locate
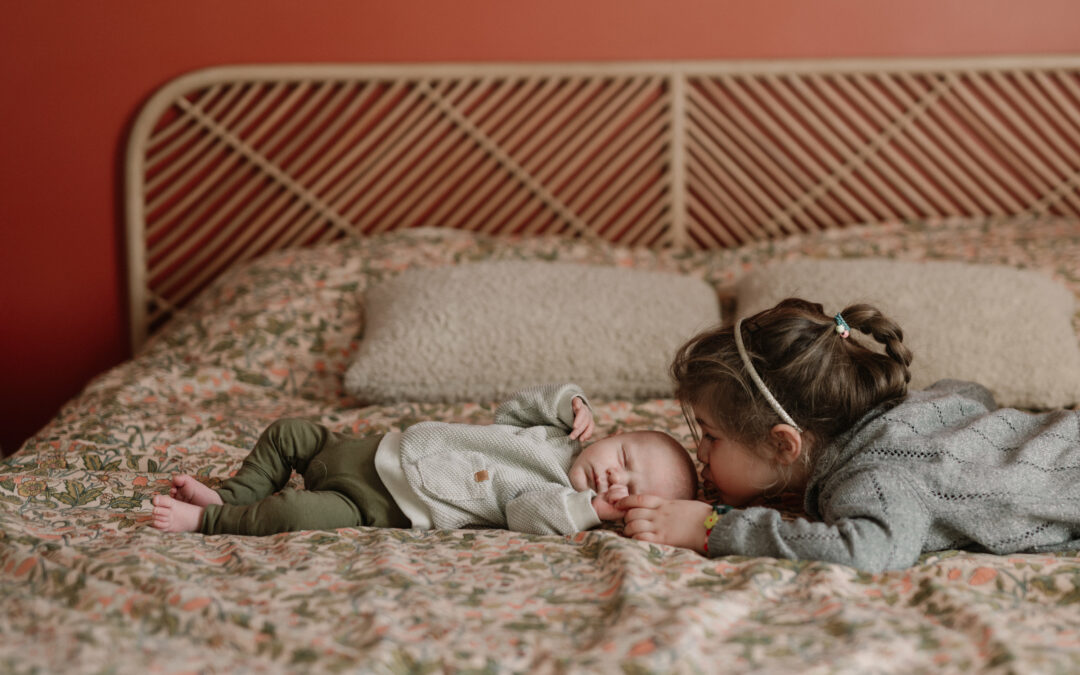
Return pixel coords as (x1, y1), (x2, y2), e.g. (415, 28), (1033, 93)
(4, 217), (1080, 673)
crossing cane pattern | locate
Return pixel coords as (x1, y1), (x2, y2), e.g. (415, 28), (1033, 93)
(127, 59), (1080, 349)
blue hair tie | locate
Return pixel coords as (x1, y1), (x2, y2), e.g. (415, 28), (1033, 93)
(834, 313), (850, 339)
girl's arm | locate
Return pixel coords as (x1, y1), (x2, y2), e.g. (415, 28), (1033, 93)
(621, 468), (930, 572)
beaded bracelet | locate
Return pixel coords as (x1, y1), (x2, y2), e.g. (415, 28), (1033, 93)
(702, 504), (732, 554)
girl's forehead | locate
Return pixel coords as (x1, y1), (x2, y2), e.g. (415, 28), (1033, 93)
(690, 403), (718, 427)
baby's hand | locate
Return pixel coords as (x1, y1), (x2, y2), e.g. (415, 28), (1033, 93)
(591, 494), (626, 521)
(604, 484), (629, 503)
(569, 396), (594, 441)
(590, 484), (630, 521)
(618, 495), (715, 554)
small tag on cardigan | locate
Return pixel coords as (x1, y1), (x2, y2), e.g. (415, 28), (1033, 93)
(474, 470), (490, 482)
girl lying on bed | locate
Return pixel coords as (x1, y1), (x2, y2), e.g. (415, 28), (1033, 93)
(620, 298), (1080, 572)
(150, 383), (698, 536)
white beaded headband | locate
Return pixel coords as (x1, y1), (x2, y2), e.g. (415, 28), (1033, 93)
(733, 317), (802, 432)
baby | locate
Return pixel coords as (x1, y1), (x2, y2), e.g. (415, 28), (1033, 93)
(151, 383), (697, 536)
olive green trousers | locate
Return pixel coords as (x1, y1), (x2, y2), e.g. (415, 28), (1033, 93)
(201, 418), (410, 535)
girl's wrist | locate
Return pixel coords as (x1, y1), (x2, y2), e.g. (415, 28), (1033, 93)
(701, 504), (732, 556)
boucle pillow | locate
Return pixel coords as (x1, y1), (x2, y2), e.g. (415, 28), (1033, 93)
(735, 259), (1080, 410)
(344, 262), (719, 403)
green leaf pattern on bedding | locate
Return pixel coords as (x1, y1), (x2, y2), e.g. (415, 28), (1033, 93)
(3, 217), (1080, 673)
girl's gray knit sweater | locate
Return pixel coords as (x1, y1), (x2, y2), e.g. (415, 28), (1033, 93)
(707, 379), (1080, 571)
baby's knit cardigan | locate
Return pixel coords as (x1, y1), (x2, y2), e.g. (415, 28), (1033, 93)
(707, 379), (1080, 571)
(395, 382), (601, 534)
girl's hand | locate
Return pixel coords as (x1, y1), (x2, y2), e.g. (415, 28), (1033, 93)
(569, 396), (594, 441)
(618, 495), (715, 554)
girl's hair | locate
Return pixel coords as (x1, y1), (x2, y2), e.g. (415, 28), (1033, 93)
(672, 297), (913, 484)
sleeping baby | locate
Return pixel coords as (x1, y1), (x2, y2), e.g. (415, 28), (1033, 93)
(149, 383), (698, 536)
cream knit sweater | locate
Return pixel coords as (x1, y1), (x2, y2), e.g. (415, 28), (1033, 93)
(378, 383), (601, 535)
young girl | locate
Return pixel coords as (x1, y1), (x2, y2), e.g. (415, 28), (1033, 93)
(620, 297), (1080, 572)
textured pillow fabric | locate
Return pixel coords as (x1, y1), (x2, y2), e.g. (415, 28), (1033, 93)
(345, 261), (719, 403)
(735, 258), (1080, 410)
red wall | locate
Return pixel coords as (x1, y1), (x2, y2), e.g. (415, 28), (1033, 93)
(1, 0), (1078, 455)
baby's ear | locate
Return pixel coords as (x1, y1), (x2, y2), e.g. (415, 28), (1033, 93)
(769, 424), (803, 466)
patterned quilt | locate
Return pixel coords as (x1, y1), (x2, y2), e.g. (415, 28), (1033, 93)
(4, 217), (1080, 673)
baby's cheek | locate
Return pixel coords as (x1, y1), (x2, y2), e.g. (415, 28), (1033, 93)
(568, 467), (585, 492)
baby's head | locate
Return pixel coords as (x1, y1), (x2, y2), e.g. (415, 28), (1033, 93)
(569, 430), (698, 515)
(671, 297), (913, 485)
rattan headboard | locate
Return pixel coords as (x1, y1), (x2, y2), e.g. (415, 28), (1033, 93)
(126, 57), (1080, 351)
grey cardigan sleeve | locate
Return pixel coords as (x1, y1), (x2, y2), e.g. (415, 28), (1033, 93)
(706, 467), (931, 572)
(493, 383), (587, 432)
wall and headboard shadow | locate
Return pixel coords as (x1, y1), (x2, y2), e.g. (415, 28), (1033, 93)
(2, 0), (1079, 455)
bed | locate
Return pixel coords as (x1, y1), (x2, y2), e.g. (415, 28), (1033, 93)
(5, 57), (1080, 672)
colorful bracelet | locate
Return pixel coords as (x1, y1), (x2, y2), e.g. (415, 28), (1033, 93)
(702, 504), (732, 554)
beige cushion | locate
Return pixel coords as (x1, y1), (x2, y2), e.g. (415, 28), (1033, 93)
(735, 259), (1080, 410)
(345, 261), (719, 403)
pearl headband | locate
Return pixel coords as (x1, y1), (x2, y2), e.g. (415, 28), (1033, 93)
(733, 317), (802, 432)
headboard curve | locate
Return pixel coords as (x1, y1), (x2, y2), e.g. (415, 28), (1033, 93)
(126, 56), (1080, 351)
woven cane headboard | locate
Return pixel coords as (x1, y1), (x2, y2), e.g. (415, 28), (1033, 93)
(126, 57), (1080, 351)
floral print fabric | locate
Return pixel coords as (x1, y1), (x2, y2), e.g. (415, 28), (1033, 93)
(3, 217), (1080, 673)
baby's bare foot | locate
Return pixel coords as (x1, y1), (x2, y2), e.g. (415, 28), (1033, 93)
(151, 495), (205, 533)
(169, 475), (223, 507)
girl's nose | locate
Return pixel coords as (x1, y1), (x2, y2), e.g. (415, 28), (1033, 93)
(606, 467), (623, 484)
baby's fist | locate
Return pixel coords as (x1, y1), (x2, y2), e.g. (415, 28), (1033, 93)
(604, 484), (629, 503)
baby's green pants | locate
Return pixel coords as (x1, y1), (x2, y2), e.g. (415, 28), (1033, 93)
(201, 418), (410, 535)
